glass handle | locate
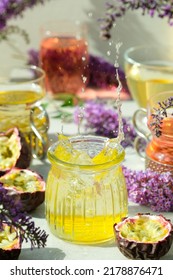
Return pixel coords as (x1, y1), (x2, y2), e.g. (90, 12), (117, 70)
(132, 108), (152, 159)
(30, 104), (49, 160)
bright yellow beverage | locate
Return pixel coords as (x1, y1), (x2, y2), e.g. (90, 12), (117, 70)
(46, 135), (128, 244)
(0, 90), (44, 132)
(125, 61), (173, 108)
(0, 65), (49, 160)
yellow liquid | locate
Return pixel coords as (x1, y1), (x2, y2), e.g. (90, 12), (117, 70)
(0, 89), (44, 105)
(47, 214), (125, 244)
(46, 141), (128, 244)
(125, 62), (173, 108)
(0, 90), (45, 130)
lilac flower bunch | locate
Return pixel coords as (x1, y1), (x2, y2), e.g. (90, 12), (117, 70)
(100, 1), (173, 39)
(0, 184), (48, 249)
(27, 49), (131, 92)
(0, 0), (49, 43)
(74, 101), (137, 148)
(88, 54), (130, 92)
(123, 166), (173, 212)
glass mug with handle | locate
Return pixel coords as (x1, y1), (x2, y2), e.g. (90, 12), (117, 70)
(124, 45), (173, 108)
(133, 91), (173, 175)
(0, 64), (49, 160)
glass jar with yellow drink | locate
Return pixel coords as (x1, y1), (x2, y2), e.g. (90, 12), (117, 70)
(124, 45), (173, 108)
(0, 65), (49, 160)
(46, 135), (128, 244)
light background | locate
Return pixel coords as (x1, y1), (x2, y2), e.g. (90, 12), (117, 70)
(2, 0), (173, 68)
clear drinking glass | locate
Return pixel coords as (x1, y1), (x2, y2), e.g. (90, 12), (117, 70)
(45, 135), (128, 244)
(0, 65), (49, 160)
(39, 20), (89, 98)
(124, 45), (173, 108)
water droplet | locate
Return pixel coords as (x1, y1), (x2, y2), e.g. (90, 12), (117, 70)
(82, 56), (86, 61)
(107, 50), (111, 56)
(88, 12), (93, 18)
(82, 76), (87, 84)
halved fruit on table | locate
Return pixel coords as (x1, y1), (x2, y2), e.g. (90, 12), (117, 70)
(0, 168), (45, 212)
(114, 213), (173, 260)
(0, 127), (32, 174)
(0, 224), (21, 260)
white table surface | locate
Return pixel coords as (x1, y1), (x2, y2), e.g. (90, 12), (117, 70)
(19, 99), (173, 260)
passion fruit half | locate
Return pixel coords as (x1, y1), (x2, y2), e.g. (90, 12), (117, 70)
(0, 168), (45, 212)
(0, 127), (32, 174)
(114, 213), (173, 260)
(0, 224), (21, 260)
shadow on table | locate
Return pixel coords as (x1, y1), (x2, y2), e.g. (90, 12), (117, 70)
(31, 161), (50, 181)
(30, 202), (45, 219)
(19, 247), (66, 260)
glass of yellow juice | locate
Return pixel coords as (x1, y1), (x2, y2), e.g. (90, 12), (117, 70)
(124, 45), (173, 108)
(0, 65), (49, 160)
(46, 135), (128, 244)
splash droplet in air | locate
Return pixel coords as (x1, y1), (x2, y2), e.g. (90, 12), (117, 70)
(110, 41), (124, 145)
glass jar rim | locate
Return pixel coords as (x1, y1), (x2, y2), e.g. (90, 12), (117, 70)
(0, 65), (45, 85)
(124, 45), (173, 70)
(47, 135), (125, 171)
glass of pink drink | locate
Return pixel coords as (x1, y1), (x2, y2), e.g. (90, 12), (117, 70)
(39, 21), (89, 98)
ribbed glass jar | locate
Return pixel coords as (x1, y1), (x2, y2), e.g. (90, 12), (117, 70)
(45, 135), (128, 244)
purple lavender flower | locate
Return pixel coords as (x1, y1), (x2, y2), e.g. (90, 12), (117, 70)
(123, 166), (173, 212)
(27, 49), (131, 93)
(0, 0), (49, 30)
(100, 1), (173, 39)
(0, 184), (48, 249)
(27, 48), (40, 66)
(74, 101), (137, 148)
(88, 54), (130, 93)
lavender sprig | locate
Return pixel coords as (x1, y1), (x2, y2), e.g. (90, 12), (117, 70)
(150, 97), (173, 137)
(74, 101), (137, 148)
(0, 0), (50, 43)
(0, 184), (48, 249)
(0, 0), (50, 30)
(100, 1), (173, 39)
(123, 166), (173, 212)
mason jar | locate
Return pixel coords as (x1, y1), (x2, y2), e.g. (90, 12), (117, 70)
(45, 135), (128, 244)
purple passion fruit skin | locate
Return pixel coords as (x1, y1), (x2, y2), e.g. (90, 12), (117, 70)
(0, 224), (21, 260)
(15, 131), (32, 169)
(0, 168), (45, 212)
(0, 127), (32, 175)
(114, 213), (173, 260)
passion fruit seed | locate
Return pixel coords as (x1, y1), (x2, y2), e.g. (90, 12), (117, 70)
(0, 168), (45, 212)
(114, 213), (173, 260)
(119, 216), (169, 243)
(0, 128), (21, 171)
(0, 224), (21, 260)
(0, 169), (43, 193)
(0, 127), (32, 173)
(0, 226), (18, 250)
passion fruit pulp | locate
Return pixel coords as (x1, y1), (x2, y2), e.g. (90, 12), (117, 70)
(114, 213), (173, 260)
(0, 168), (45, 212)
(0, 224), (21, 260)
(0, 127), (32, 174)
